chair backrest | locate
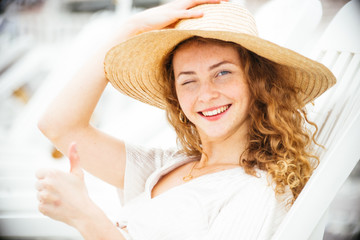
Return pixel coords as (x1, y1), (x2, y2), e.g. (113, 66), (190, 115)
(272, 1), (360, 239)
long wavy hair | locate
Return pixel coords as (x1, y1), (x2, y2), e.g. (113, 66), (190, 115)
(162, 36), (319, 204)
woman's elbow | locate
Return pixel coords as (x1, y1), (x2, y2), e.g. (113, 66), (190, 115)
(37, 115), (62, 141)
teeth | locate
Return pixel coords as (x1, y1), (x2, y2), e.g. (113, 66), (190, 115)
(202, 105), (229, 117)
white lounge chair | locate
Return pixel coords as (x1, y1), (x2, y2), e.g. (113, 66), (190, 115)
(272, 1), (360, 239)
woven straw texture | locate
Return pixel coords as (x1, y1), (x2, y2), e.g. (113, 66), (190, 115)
(104, 2), (336, 109)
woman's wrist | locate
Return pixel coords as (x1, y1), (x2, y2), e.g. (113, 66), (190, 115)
(104, 16), (143, 50)
(72, 200), (125, 239)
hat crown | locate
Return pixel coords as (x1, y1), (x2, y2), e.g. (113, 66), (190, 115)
(175, 2), (258, 36)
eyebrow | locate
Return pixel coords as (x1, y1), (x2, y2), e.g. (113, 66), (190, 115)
(177, 61), (234, 78)
(209, 60), (233, 70)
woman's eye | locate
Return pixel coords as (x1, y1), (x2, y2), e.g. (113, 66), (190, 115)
(182, 80), (194, 86)
(217, 70), (231, 77)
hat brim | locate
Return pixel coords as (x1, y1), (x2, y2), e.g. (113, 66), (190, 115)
(104, 29), (336, 109)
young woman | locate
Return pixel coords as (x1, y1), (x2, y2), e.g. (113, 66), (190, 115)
(35, 0), (336, 239)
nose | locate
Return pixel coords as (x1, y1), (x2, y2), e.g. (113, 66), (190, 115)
(197, 81), (219, 103)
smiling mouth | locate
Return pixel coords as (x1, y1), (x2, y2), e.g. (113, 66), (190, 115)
(199, 104), (231, 117)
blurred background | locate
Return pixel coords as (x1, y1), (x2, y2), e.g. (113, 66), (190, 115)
(0, 0), (359, 239)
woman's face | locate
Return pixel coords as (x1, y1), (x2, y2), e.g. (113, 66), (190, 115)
(173, 41), (251, 142)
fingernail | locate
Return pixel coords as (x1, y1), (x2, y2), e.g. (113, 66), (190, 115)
(72, 142), (78, 153)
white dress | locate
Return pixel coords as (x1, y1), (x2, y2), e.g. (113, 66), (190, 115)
(115, 144), (290, 240)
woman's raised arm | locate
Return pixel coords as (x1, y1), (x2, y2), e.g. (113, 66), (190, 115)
(38, 0), (226, 189)
(37, 22), (136, 188)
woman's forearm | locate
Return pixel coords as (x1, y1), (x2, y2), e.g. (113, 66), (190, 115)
(74, 203), (126, 240)
(37, 52), (107, 140)
(38, 21), (138, 144)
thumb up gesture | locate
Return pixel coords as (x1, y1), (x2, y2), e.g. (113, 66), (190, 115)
(35, 142), (93, 227)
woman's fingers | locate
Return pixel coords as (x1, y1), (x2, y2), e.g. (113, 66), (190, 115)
(181, 0), (227, 9)
(38, 201), (51, 215)
(35, 168), (48, 180)
(173, 8), (203, 19)
(38, 201), (59, 218)
(129, 0), (226, 35)
(37, 190), (60, 205)
(35, 177), (60, 205)
(35, 179), (49, 191)
(173, 0), (224, 18)
(170, 0), (231, 26)
(34, 168), (87, 224)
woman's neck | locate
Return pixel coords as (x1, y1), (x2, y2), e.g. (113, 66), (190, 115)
(198, 128), (248, 168)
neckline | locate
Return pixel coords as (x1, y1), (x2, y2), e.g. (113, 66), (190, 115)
(147, 157), (243, 200)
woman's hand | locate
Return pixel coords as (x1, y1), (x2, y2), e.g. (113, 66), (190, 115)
(35, 143), (94, 227)
(126, 0), (227, 35)
(36, 143), (126, 239)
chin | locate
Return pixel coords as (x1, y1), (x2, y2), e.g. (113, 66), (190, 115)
(198, 128), (233, 142)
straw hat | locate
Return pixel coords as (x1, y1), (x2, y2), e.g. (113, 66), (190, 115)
(104, 2), (336, 109)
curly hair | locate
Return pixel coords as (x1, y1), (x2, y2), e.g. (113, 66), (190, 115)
(162, 36), (319, 204)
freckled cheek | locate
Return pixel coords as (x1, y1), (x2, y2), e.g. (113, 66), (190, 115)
(225, 93), (246, 105)
(229, 88), (252, 115)
(229, 83), (251, 101)
(177, 91), (197, 116)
